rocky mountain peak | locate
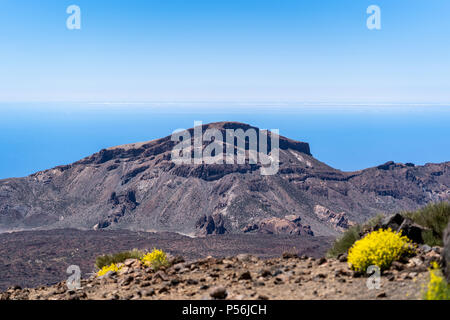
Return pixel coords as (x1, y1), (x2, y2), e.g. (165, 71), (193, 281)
(0, 122), (448, 237)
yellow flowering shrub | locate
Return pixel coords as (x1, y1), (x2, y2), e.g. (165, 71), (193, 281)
(347, 228), (415, 273)
(423, 262), (450, 300)
(97, 263), (122, 277)
(141, 248), (170, 270)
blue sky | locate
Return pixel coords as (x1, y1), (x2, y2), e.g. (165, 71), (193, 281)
(0, 0), (449, 102)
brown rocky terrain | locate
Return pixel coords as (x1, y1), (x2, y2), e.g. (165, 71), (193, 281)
(0, 229), (332, 291)
(1, 245), (443, 300)
(0, 121), (448, 238)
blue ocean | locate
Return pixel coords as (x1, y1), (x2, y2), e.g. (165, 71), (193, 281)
(0, 102), (449, 179)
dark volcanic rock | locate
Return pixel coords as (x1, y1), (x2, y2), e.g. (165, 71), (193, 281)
(381, 213), (405, 231)
(242, 223), (259, 233)
(195, 213), (227, 236)
(376, 213), (427, 244)
(397, 219), (425, 244)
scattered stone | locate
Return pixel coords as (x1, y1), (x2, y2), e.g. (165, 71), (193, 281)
(140, 281), (151, 288)
(432, 246), (441, 254)
(236, 254), (253, 262)
(238, 271), (252, 281)
(186, 279), (199, 285)
(282, 252), (298, 259)
(273, 277), (284, 285)
(338, 254), (348, 262)
(142, 288), (155, 297)
(259, 269), (272, 277)
(420, 244), (432, 253)
(376, 292), (387, 298)
(154, 271), (168, 281)
(333, 269), (348, 277)
(172, 263), (184, 271)
(124, 259), (137, 267)
(119, 275), (134, 286)
(406, 257), (423, 269)
(119, 266), (132, 275)
(158, 285), (169, 294)
(272, 269), (283, 276)
(391, 261), (406, 271)
(313, 273), (327, 281)
(210, 286), (227, 299)
(169, 255), (185, 265)
(170, 279), (180, 286)
(316, 257), (327, 266)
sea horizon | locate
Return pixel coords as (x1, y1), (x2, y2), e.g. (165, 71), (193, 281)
(1, 101), (449, 179)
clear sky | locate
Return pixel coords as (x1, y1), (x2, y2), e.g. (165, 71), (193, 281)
(1, 0), (449, 103)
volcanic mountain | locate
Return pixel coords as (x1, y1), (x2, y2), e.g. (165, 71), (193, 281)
(0, 122), (449, 236)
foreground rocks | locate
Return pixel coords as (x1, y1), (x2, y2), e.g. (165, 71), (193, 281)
(0, 229), (333, 291)
(1, 246), (442, 301)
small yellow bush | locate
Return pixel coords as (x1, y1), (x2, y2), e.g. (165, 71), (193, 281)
(423, 262), (450, 300)
(141, 248), (170, 270)
(347, 228), (415, 273)
(97, 263), (122, 277)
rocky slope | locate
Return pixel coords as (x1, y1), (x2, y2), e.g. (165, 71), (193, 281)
(1, 246), (443, 300)
(0, 121), (449, 237)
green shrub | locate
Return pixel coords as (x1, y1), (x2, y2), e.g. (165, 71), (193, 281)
(327, 214), (384, 258)
(327, 225), (361, 258)
(403, 202), (450, 246)
(363, 213), (384, 231)
(95, 249), (144, 269)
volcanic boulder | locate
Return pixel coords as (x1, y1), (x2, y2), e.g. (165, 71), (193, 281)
(195, 213), (227, 236)
(244, 217), (314, 236)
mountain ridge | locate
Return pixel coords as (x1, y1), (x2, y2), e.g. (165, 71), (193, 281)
(0, 121), (448, 236)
